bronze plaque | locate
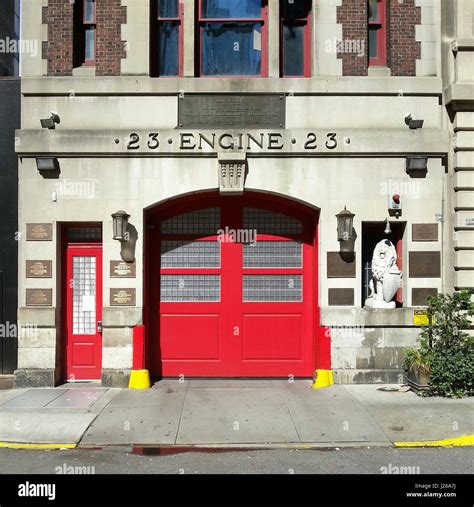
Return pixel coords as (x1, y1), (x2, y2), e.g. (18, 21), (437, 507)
(26, 223), (53, 241)
(110, 261), (136, 278)
(409, 252), (441, 278)
(26, 288), (52, 306)
(26, 260), (52, 278)
(412, 288), (438, 306)
(178, 94), (286, 129)
(110, 288), (136, 306)
(412, 224), (438, 242)
(328, 288), (354, 306)
(327, 252), (356, 278)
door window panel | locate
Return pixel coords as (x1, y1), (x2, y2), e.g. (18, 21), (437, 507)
(243, 208), (303, 235)
(243, 241), (302, 268)
(243, 274), (302, 301)
(161, 275), (220, 302)
(161, 208), (220, 235)
(72, 256), (96, 334)
(161, 240), (220, 268)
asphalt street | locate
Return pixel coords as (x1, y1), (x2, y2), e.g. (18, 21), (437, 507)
(0, 446), (472, 474)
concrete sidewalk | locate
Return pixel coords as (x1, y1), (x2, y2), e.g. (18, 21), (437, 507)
(0, 381), (472, 448)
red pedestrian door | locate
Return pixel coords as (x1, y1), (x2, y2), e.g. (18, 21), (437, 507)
(65, 245), (103, 381)
(148, 193), (318, 378)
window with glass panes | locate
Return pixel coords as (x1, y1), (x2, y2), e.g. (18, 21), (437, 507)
(73, 0), (96, 67)
(197, 0), (268, 77)
(368, 0), (386, 66)
(151, 0), (183, 76)
(280, 0), (312, 77)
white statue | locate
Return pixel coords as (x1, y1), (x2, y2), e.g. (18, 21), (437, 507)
(365, 239), (402, 309)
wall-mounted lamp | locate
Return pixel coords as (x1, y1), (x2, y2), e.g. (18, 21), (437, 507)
(112, 210), (130, 242)
(406, 156), (428, 177)
(336, 206), (355, 242)
(40, 112), (60, 129)
(36, 157), (60, 179)
(404, 114), (424, 130)
(384, 218), (392, 235)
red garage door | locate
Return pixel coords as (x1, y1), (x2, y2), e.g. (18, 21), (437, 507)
(148, 194), (318, 377)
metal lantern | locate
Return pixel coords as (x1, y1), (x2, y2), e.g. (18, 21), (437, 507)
(112, 210), (130, 241)
(336, 206), (355, 242)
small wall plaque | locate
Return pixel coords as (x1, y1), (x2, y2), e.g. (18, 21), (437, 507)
(412, 288), (438, 307)
(110, 288), (136, 307)
(26, 223), (53, 241)
(110, 261), (136, 278)
(26, 288), (53, 306)
(328, 288), (354, 306)
(26, 260), (52, 278)
(409, 252), (441, 278)
(412, 224), (438, 242)
(327, 252), (356, 278)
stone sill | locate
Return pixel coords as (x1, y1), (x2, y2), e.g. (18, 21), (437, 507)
(21, 76), (443, 97)
(321, 307), (419, 327)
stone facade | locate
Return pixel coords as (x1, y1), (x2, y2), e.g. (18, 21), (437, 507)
(14, 0), (471, 387)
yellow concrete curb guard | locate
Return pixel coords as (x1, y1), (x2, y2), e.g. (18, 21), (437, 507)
(128, 369), (151, 389)
(0, 442), (77, 450)
(394, 435), (474, 448)
(312, 369), (334, 389)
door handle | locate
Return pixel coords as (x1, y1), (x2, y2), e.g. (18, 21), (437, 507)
(97, 321), (103, 334)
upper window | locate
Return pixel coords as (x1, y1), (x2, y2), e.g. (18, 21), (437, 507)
(197, 0), (268, 77)
(368, 0), (386, 66)
(280, 0), (312, 77)
(73, 0), (96, 67)
(151, 0), (183, 76)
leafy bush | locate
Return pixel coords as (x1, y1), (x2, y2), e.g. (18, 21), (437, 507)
(403, 289), (474, 397)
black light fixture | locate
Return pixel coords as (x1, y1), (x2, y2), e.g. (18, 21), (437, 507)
(404, 114), (424, 130)
(112, 210), (130, 242)
(40, 112), (60, 129)
(336, 206), (355, 242)
(36, 157), (59, 172)
(406, 156), (428, 177)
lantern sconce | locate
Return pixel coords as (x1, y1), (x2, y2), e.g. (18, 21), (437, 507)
(336, 206), (356, 255)
(112, 210), (130, 242)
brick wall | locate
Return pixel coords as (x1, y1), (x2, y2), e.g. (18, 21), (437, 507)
(388, 0), (421, 76)
(337, 0), (421, 77)
(337, 0), (368, 77)
(43, 0), (126, 76)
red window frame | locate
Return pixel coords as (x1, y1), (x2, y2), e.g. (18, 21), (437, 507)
(150, 0), (184, 77)
(82, 0), (96, 66)
(368, 0), (387, 66)
(280, 0), (312, 77)
(196, 0), (268, 78)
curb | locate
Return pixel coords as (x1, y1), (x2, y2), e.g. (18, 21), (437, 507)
(394, 435), (474, 448)
(0, 442), (77, 450)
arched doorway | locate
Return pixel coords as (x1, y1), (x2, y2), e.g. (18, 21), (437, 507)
(145, 191), (320, 378)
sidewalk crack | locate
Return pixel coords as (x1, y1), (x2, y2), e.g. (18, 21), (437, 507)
(173, 381), (190, 445)
(274, 385), (302, 443)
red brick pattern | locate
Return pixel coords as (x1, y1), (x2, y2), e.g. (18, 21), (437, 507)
(43, 0), (126, 76)
(337, 0), (368, 76)
(388, 0), (421, 76)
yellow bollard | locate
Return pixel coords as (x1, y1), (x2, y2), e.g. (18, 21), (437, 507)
(128, 369), (151, 389)
(312, 369), (334, 389)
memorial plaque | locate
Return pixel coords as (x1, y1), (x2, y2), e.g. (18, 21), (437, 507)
(110, 261), (136, 278)
(328, 288), (354, 306)
(178, 94), (286, 129)
(412, 224), (438, 242)
(327, 252), (356, 278)
(26, 260), (52, 278)
(110, 288), (136, 306)
(26, 288), (52, 306)
(412, 288), (438, 307)
(409, 252), (441, 278)
(26, 223), (53, 241)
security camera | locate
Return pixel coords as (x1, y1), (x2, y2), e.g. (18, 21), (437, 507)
(40, 112), (61, 129)
(404, 114), (424, 130)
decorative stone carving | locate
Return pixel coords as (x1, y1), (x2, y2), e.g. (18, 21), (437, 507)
(218, 153), (247, 195)
(365, 239), (402, 309)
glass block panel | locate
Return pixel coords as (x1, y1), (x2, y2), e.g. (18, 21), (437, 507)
(161, 208), (220, 235)
(159, 21), (179, 76)
(283, 22), (305, 76)
(202, 22), (262, 76)
(159, 0), (178, 18)
(85, 26), (95, 61)
(243, 208), (303, 235)
(67, 227), (102, 242)
(72, 256), (96, 334)
(243, 241), (302, 268)
(161, 275), (220, 301)
(161, 241), (220, 268)
(243, 275), (302, 301)
(202, 0), (261, 19)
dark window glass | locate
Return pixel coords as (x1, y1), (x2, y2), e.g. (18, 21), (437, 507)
(368, 27), (378, 58)
(368, 0), (379, 22)
(159, 0), (178, 18)
(202, 22), (262, 76)
(159, 21), (179, 75)
(85, 26), (95, 61)
(202, 0), (261, 19)
(84, 0), (95, 22)
(283, 22), (304, 76)
(281, 0), (308, 19)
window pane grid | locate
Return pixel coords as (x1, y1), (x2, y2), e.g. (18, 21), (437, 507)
(243, 241), (302, 268)
(161, 240), (221, 268)
(72, 256), (96, 335)
(161, 208), (221, 235)
(243, 275), (302, 302)
(161, 274), (220, 301)
(243, 208), (303, 235)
